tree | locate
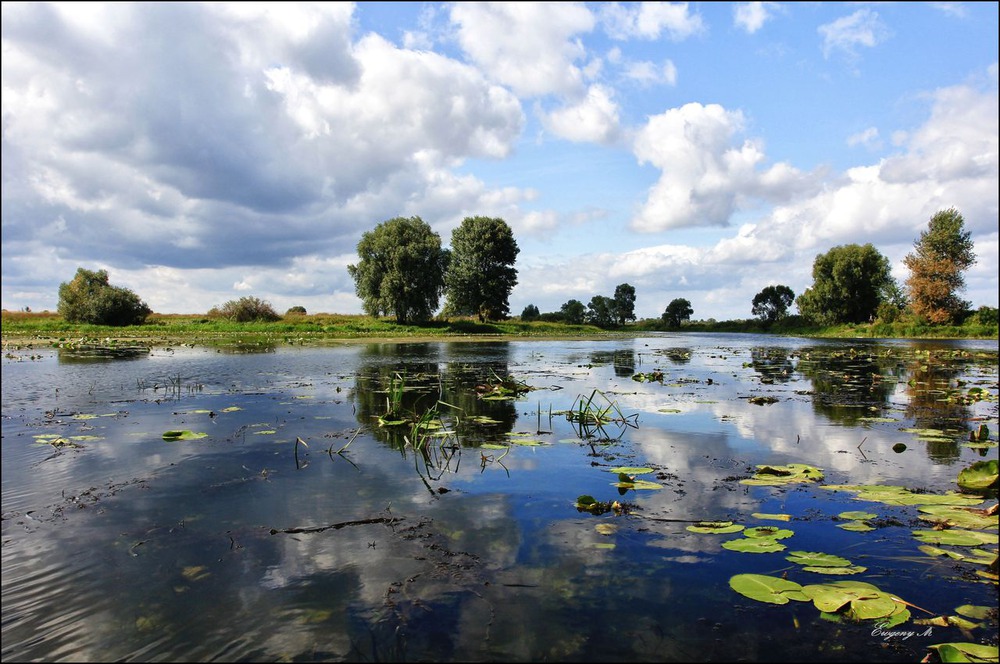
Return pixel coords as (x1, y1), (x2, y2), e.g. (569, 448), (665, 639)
(751, 285), (795, 324)
(347, 216), (447, 324)
(903, 208), (977, 324)
(57, 267), (151, 326)
(662, 298), (693, 329)
(612, 283), (637, 326)
(444, 216), (520, 322)
(586, 295), (615, 328)
(795, 244), (892, 325)
(560, 299), (586, 325)
(520, 304), (540, 321)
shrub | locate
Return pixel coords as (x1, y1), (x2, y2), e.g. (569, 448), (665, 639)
(974, 306), (998, 327)
(286, 305), (307, 315)
(215, 296), (281, 322)
(57, 267), (151, 326)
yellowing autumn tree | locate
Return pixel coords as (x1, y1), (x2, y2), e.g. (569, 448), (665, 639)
(903, 208), (976, 324)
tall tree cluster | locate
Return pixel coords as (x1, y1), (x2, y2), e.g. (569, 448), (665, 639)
(903, 208), (976, 324)
(796, 244), (894, 325)
(348, 215), (519, 325)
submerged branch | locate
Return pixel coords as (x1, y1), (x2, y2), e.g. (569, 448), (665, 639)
(269, 516), (404, 535)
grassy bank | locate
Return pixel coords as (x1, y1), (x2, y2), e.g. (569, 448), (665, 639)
(2, 310), (995, 350)
(0, 311), (619, 349)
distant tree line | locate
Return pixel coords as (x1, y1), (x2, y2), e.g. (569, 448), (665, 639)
(53, 207), (990, 330)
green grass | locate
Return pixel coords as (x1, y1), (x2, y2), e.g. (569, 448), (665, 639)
(2, 310), (994, 349)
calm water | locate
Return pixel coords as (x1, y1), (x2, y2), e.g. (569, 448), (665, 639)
(2, 333), (997, 662)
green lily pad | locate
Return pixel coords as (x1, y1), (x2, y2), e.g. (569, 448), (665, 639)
(743, 526), (793, 539)
(741, 463), (824, 486)
(912, 529), (999, 546)
(686, 521), (745, 534)
(954, 605), (993, 620)
(917, 505), (999, 530)
(729, 574), (809, 605)
(838, 522), (875, 532)
(611, 479), (662, 490)
(957, 460), (998, 492)
(722, 538), (787, 553)
(802, 565), (867, 575)
(839, 511), (877, 521)
(162, 430), (208, 441)
(927, 643), (999, 663)
(786, 551), (851, 567)
(608, 467), (655, 475)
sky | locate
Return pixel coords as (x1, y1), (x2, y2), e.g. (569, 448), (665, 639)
(2, 1), (998, 321)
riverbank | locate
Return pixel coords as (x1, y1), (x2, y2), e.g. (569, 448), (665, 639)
(2, 310), (996, 349)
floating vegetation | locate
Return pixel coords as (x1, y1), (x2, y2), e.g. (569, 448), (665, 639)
(575, 495), (630, 516)
(911, 529), (999, 547)
(836, 510), (877, 532)
(957, 460), (998, 493)
(785, 551), (867, 575)
(730, 576), (914, 627)
(722, 538), (787, 553)
(747, 396), (779, 405)
(821, 484), (985, 507)
(686, 521), (745, 534)
(57, 342), (150, 358)
(162, 430), (208, 441)
(927, 643), (999, 663)
(740, 463), (824, 486)
(751, 513), (792, 522)
(631, 371), (664, 383)
(917, 504), (999, 530)
(475, 369), (534, 400)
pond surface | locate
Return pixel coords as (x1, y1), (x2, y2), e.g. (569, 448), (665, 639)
(2, 333), (997, 662)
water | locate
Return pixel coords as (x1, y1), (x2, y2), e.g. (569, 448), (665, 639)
(2, 333), (997, 662)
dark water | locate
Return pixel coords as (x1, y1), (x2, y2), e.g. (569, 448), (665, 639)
(2, 333), (997, 662)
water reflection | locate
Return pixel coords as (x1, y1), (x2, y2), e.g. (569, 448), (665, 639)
(2, 334), (996, 662)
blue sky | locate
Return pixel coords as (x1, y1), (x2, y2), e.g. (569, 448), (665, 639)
(2, 2), (997, 320)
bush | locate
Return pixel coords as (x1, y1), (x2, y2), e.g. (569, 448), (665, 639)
(974, 306), (998, 326)
(57, 267), (151, 326)
(286, 306), (307, 315)
(520, 304), (540, 321)
(214, 296), (281, 322)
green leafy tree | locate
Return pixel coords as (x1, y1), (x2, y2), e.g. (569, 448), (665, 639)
(347, 216), (447, 324)
(57, 267), (151, 326)
(903, 208), (977, 324)
(560, 299), (586, 325)
(444, 216), (519, 322)
(796, 244), (892, 324)
(612, 283), (637, 326)
(520, 304), (540, 321)
(587, 295), (615, 328)
(751, 285), (795, 324)
(662, 298), (693, 329)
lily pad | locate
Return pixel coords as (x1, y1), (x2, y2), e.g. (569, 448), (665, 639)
(729, 574), (809, 605)
(838, 511), (877, 521)
(741, 463), (824, 486)
(912, 529), (999, 547)
(838, 522), (875, 532)
(608, 467), (655, 475)
(957, 460), (998, 493)
(927, 643), (999, 663)
(786, 551), (851, 567)
(743, 526), (793, 540)
(162, 430), (208, 441)
(917, 505), (999, 530)
(611, 479), (662, 490)
(722, 538), (787, 553)
(751, 513), (792, 522)
(687, 521), (745, 534)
